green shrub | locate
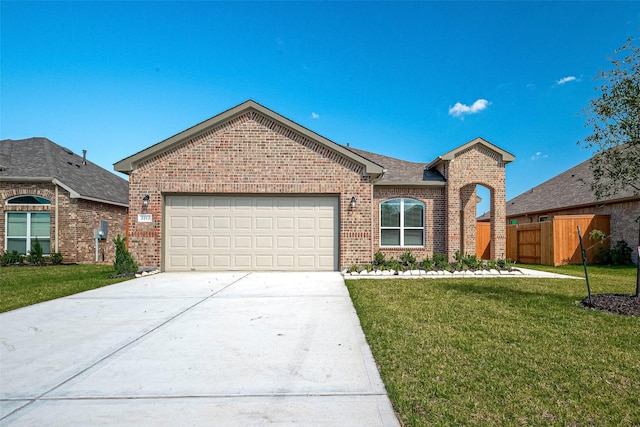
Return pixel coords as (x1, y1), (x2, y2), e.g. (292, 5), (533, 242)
(486, 259), (499, 270)
(113, 234), (138, 274)
(421, 257), (434, 271)
(597, 240), (633, 266)
(27, 238), (45, 264)
(432, 252), (451, 270)
(1, 250), (23, 266)
(50, 252), (63, 265)
(348, 264), (360, 273)
(496, 258), (515, 271)
(399, 251), (417, 268)
(387, 258), (403, 272)
(454, 252), (485, 271)
(373, 250), (387, 267)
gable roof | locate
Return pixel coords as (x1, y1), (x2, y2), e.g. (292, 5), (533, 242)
(0, 138), (129, 206)
(506, 155), (639, 217)
(347, 147), (445, 186)
(427, 137), (515, 169)
(114, 100), (385, 177)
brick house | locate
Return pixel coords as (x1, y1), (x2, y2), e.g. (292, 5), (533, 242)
(115, 100), (514, 271)
(504, 155), (640, 264)
(1, 138), (129, 263)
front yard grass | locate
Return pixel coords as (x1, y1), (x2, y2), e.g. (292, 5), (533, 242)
(346, 265), (639, 426)
(0, 264), (133, 313)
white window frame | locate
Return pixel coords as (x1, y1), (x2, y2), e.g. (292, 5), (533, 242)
(5, 211), (51, 255)
(380, 198), (425, 247)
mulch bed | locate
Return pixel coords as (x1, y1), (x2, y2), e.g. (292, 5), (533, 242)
(580, 293), (640, 317)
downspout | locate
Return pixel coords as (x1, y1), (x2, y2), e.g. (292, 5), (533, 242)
(369, 169), (387, 261)
(55, 184), (59, 253)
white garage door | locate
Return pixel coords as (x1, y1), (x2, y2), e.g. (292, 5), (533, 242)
(164, 195), (339, 271)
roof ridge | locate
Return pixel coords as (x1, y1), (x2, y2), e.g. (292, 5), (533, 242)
(346, 146), (426, 166)
(43, 137), (59, 179)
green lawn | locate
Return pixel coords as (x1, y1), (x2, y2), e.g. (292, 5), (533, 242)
(0, 264), (133, 312)
(346, 265), (639, 426)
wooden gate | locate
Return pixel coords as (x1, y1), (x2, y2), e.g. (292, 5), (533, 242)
(506, 215), (609, 265)
(476, 222), (491, 259)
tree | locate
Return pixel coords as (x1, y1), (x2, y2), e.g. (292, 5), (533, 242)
(583, 38), (640, 297)
(581, 38), (640, 198)
(580, 38), (640, 296)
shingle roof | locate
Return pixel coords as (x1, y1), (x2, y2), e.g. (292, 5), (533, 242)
(347, 147), (446, 186)
(506, 155), (639, 217)
(0, 138), (129, 206)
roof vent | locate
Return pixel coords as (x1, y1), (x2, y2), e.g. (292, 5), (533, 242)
(82, 150), (87, 165)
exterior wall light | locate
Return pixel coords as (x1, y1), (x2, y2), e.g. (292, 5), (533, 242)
(142, 194), (150, 209)
(350, 196), (356, 209)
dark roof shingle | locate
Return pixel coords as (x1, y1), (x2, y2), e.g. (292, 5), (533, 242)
(507, 156), (638, 217)
(347, 147), (445, 186)
(0, 138), (129, 206)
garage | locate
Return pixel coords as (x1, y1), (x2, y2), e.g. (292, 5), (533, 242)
(164, 195), (339, 271)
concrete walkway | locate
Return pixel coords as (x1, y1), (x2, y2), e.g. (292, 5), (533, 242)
(344, 266), (581, 279)
(0, 272), (399, 426)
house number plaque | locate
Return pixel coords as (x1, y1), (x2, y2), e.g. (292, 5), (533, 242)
(138, 214), (152, 223)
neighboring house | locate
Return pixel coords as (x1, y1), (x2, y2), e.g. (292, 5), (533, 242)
(115, 100), (514, 271)
(504, 156), (640, 264)
(1, 138), (129, 263)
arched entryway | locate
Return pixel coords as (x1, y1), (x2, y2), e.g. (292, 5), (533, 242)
(430, 138), (513, 261)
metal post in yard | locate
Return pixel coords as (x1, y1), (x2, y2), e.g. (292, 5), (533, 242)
(636, 216), (640, 298)
(577, 226), (592, 306)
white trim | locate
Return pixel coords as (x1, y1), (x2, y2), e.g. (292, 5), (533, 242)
(5, 211), (52, 255)
(51, 178), (128, 207)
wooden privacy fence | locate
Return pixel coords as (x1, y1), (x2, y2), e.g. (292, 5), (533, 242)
(505, 214), (610, 266)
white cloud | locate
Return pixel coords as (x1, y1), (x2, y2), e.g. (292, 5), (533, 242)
(555, 76), (577, 85)
(448, 99), (491, 118)
(311, 112), (320, 119)
(531, 151), (549, 161)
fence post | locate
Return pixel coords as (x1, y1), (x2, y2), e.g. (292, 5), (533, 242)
(577, 226), (592, 306)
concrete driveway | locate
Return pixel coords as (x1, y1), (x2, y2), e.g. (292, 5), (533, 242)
(0, 272), (399, 426)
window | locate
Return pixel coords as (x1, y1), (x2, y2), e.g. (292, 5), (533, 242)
(380, 198), (425, 247)
(5, 212), (51, 254)
(6, 195), (51, 205)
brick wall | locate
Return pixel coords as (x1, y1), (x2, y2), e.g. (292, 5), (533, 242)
(442, 144), (508, 261)
(127, 111), (373, 270)
(74, 199), (127, 263)
(0, 182), (127, 263)
(372, 186), (446, 262)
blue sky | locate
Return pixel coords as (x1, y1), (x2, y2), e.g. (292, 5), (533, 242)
(2, 1), (638, 214)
